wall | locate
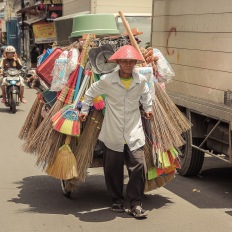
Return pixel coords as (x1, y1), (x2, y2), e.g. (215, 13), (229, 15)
(151, 0), (232, 105)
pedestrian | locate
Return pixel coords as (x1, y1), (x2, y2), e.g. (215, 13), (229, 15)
(30, 46), (40, 68)
(78, 45), (154, 219)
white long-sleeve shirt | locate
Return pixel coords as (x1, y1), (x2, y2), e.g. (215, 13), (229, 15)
(81, 70), (153, 152)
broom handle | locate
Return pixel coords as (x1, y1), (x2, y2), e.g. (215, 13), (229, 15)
(118, 11), (145, 63)
(72, 72), (91, 109)
(65, 135), (72, 145)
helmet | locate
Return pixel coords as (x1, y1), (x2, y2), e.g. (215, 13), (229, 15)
(1, 45), (6, 53)
(5, 45), (16, 53)
(108, 45), (145, 64)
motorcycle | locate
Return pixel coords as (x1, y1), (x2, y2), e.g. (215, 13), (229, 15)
(4, 68), (22, 113)
(25, 69), (37, 88)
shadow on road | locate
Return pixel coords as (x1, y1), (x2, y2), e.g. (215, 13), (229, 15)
(0, 107), (24, 114)
(9, 174), (173, 222)
(165, 157), (232, 209)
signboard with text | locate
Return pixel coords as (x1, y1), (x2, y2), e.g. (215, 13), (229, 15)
(32, 22), (56, 44)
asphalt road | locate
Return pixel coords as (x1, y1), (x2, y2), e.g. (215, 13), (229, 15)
(0, 87), (232, 232)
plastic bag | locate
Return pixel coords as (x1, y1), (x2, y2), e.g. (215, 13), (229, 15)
(135, 67), (155, 99)
(66, 47), (80, 77)
(153, 48), (175, 83)
(50, 57), (68, 91)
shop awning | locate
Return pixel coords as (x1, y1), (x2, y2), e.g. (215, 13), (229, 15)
(24, 16), (46, 25)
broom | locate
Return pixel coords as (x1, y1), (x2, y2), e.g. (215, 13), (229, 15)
(52, 70), (92, 136)
(73, 34), (93, 100)
(22, 69), (76, 152)
(22, 63), (80, 168)
(155, 82), (192, 133)
(45, 135), (78, 180)
(18, 93), (43, 140)
(60, 109), (104, 192)
(26, 98), (44, 139)
(71, 110), (104, 184)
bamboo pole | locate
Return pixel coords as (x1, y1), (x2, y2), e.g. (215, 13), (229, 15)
(118, 11), (145, 63)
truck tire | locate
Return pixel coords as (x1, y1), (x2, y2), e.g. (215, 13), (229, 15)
(177, 131), (204, 176)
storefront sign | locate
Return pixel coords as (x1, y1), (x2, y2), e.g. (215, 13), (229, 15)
(32, 22), (56, 44)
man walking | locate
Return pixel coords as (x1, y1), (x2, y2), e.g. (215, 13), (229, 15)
(79, 45), (153, 219)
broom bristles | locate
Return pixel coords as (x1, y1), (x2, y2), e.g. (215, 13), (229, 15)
(26, 101), (44, 139)
(46, 144), (78, 180)
(74, 110), (104, 182)
(60, 120), (74, 135)
(19, 96), (40, 140)
(155, 82), (192, 133)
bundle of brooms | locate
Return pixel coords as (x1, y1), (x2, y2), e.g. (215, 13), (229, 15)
(18, 93), (44, 140)
(63, 109), (104, 191)
(22, 63), (80, 169)
(142, 112), (179, 193)
(22, 35), (93, 169)
(155, 82), (192, 134)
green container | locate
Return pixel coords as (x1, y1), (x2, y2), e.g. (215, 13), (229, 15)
(70, 14), (120, 38)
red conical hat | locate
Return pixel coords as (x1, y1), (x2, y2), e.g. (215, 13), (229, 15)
(108, 45), (145, 64)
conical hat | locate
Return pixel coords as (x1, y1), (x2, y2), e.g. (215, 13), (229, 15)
(108, 45), (144, 64)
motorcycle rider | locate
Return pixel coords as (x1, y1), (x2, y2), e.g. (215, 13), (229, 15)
(1, 45), (26, 104)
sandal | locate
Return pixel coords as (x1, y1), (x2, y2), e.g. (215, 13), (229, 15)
(128, 205), (148, 219)
(1, 98), (6, 103)
(110, 204), (125, 213)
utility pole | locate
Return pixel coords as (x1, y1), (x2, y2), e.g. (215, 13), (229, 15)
(21, 0), (25, 57)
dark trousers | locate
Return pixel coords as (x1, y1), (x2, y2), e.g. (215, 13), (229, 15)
(103, 144), (147, 208)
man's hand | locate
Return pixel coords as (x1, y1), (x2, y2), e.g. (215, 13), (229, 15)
(144, 111), (154, 120)
(78, 113), (88, 122)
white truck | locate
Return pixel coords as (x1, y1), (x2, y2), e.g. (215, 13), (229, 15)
(54, 0), (152, 46)
(151, 0), (232, 176)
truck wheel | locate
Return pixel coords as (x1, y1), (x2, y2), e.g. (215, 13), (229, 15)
(177, 131), (204, 176)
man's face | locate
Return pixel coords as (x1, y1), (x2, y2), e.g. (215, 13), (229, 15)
(6, 52), (14, 59)
(117, 59), (137, 74)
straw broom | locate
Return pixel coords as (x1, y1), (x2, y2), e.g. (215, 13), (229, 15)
(151, 97), (185, 152)
(74, 109), (104, 182)
(142, 116), (176, 192)
(63, 110), (104, 192)
(26, 98), (44, 139)
(22, 65), (80, 167)
(18, 93), (43, 140)
(45, 135), (78, 180)
(155, 82), (192, 133)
